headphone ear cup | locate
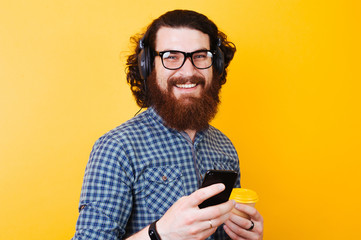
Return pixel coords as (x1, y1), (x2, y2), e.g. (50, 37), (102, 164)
(215, 46), (224, 75)
(138, 48), (148, 81)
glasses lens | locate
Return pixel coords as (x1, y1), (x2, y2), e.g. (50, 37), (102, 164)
(162, 51), (185, 69)
(192, 51), (213, 69)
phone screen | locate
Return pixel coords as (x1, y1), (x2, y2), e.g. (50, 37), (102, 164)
(198, 170), (238, 209)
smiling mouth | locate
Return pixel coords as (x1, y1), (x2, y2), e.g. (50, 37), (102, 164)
(175, 83), (197, 89)
(169, 76), (206, 91)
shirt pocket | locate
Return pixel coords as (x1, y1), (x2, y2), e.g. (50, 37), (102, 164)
(211, 153), (239, 170)
(143, 165), (184, 215)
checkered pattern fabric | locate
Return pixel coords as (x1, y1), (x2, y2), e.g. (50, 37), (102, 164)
(72, 107), (240, 240)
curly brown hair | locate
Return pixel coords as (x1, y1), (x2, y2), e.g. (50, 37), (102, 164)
(126, 9), (236, 107)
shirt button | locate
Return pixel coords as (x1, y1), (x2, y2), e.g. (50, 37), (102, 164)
(162, 176), (167, 181)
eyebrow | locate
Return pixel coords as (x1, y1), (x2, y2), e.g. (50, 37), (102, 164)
(156, 47), (210, 52)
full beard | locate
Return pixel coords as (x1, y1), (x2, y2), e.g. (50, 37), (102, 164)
(147, 71), (221, 131)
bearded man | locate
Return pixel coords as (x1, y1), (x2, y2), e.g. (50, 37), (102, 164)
(72, 9), (264, 240)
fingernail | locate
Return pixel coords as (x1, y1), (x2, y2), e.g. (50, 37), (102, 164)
(218, 183), (225, 190)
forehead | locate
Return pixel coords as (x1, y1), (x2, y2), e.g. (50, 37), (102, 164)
(155, 27), (210, 52)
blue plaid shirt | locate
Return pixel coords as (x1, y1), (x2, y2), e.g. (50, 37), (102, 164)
(72, 107), (240, 240)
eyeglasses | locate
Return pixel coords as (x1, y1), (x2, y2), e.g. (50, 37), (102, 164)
(154, 50), (215, 70)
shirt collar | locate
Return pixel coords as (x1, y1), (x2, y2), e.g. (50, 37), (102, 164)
(146, 107), (164, 125)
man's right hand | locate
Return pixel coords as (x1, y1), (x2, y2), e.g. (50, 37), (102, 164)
(156, 183), (236, 240)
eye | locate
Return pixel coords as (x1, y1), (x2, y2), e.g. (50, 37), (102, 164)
(163, 52), (180, 61)
(194, 52), (207, 59)
(193, 51), (212, 60)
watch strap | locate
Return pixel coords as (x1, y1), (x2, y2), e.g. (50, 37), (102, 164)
(148, 220), (161, 240)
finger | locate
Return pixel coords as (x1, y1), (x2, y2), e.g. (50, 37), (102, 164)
(203, 219), (217, 230)
(226, 212), (263, 239)
(198, 199), (235, 221)
(227, 212), (252, 230)
(198, 205), (232, 229)
(189, 183), (225, 206)
(186, 220), (217, 237)
(234, 203), (263, 221)
(223, 224), (247, 240)
(224, 217), (255, 239)
(198, 227), (218, 239)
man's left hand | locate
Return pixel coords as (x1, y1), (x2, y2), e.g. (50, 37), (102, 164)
(223, 203), (264, 240)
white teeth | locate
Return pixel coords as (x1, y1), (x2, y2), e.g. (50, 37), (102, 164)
(176, 83), (197, 89)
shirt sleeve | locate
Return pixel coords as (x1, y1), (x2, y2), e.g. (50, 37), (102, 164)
(72, 135), (134, 240)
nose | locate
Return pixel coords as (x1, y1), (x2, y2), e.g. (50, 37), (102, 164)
(178, 57), (197, 77)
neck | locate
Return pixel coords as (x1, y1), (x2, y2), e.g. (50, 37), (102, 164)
(184, 129), (196, 142)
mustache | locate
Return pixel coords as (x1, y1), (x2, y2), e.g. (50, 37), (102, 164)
(168, 76), (206, 86)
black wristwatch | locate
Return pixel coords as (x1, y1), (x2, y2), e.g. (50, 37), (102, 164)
(148, 220), (161, 240)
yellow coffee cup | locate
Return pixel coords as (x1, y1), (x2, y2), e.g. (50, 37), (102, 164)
(229, 188), (259, 219)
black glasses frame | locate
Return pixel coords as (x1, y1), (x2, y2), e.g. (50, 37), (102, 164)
(154, 50), (216, 70)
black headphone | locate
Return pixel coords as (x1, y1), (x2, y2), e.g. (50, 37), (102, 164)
(138, 36), (225, 82)
(138, 37), (153, 82)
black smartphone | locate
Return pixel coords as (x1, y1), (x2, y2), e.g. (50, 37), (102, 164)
(198, 170), (238, 209)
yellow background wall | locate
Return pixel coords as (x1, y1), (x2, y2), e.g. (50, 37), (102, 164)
(1, 0), (360, 239)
